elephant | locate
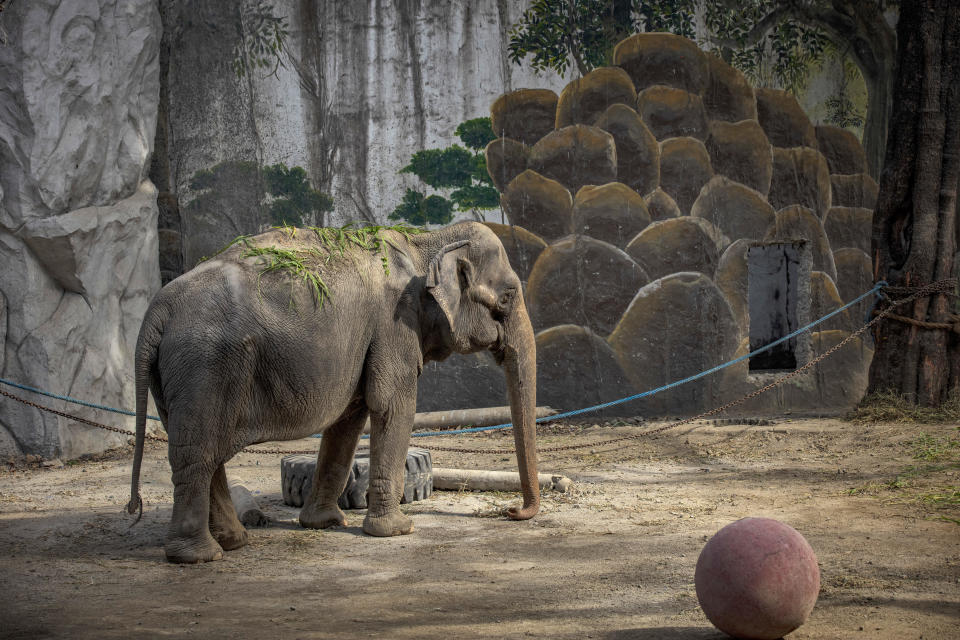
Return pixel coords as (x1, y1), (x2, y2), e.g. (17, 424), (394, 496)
(127, 221), (540, 563)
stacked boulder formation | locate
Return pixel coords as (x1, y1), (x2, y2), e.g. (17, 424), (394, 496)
(471, 33), (876, 417)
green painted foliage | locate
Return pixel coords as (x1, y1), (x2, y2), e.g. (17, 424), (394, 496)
(401, 147), (476, 190)
(232, 0), (289, 78)
(820, 52), (866, 131)
(389, 189), (455, 226)
(509, 0), (835, 98)
(637, 0), (696, 39)
(390, 118), (499, 225)
(702, 0), (828, 94)
(509, 0), (637, 74)
(188, 161), (333, 228)
(455, 117), (498, 151)
(262, 163), (334, 226)
(451, 184), (500, 210)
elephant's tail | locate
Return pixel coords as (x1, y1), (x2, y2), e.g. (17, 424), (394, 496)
(127, 304), (165, 526)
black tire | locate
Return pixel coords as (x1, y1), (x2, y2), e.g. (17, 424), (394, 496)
(402, 448), (433, 504)
(280, 448), (432, 509)
(280, 454), (316, 508)
(338, 455), (370, 510)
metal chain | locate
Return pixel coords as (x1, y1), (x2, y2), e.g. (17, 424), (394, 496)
(0, 386), (324, 455)
(2, 279), (953, 458)
(0, 386), (169, 443)
(871, 309), (960, 332)
(881, 280), (958, 298)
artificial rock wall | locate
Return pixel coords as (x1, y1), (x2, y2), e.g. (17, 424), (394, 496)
(0, 0), (162, 458)
(153, 0), (571, 281)
(0, 4), (881, 458)
(420, 33), (878, 417)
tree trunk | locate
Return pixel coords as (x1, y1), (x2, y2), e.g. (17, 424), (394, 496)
(868, 0), (960, 405)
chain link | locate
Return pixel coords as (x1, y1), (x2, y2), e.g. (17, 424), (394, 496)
(0, 387), (169, 443)
(0, 387), (326, 455)
(1, 279), (953, 458)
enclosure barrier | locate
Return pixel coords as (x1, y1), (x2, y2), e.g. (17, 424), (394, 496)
(1, 279), (956, 456)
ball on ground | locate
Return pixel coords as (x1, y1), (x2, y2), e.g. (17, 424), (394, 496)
(694, 517), (820, 640)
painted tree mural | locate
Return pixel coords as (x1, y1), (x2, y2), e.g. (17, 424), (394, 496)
(508, 1), (897, 177)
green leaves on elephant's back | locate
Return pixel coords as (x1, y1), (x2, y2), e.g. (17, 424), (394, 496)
(234, 223), (425, 308)
(241, 244), (332, 307)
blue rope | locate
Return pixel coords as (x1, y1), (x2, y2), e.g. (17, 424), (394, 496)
(0, 281), (887, 439)
(405, 280), (888, 438)
(0, 378), (162, 421)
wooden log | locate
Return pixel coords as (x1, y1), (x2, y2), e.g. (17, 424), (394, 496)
(432, 468), (573, 493)
(362, 405), (557, 434)
(229, 482), (270, 526)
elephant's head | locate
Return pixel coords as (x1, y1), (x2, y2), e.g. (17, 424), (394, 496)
(421, 223), (540, 520)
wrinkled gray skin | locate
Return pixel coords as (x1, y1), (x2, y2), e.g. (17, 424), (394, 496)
(127, 222), (539, 563)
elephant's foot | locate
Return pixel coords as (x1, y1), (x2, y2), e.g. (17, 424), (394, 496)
(362, 511), (414, 537)
(165, 532), (224, 564)
(299, 503), (347, 529)
(211, 525), (249, 551)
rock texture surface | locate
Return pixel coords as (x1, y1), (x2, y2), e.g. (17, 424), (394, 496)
(526, 236), (649, 336)
(1, 15), (880, 455)
(609, 273), (739, 416)
(529, 126), (618, 194)
(500, 170), (573, 242)
(0, 0), (162, 457)
(555, 67), (636, 128)
(705, 120), (773, 196)
(483, 31), (874, 417)
(594, 104), (660, 196)
(659, 137), (714, 216)
(153, 0), (574, 275)
(625, 217), (722, 281)
(571, 183), (651, 248)
(535, 325), (635, 417)
(691, 176), (775, 242)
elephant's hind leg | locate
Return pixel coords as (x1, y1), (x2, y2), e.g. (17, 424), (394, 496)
(209, 464), (249, 551)
(165, 456), (223, 564)
(299, 406), (369, 530)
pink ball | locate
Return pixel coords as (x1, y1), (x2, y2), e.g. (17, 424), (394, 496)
(695, 517), (820, 640)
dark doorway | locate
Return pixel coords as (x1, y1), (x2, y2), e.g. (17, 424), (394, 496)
(748, 242), (803, 371)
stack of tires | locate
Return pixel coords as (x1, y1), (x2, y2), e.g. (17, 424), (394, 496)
(281, 448), (433, 509)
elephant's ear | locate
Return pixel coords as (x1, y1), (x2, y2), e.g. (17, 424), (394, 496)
(426, 240), (472, 330)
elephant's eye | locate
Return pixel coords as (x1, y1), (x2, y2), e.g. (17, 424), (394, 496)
(499, 289), (515, 307)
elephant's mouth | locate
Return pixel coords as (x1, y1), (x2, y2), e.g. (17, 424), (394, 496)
(489, 325), (507, 364)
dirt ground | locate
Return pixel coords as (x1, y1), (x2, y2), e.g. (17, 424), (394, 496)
(1, 417), (958, 639)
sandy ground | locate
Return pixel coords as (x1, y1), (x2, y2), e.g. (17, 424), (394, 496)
(1, 417), (958, 639)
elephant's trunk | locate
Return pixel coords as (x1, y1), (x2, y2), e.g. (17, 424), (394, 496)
(501, 294), (540, 520)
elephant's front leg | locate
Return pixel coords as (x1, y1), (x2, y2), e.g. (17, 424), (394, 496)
(300, 406), (369, 529)
(363, 382), (417, 537)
